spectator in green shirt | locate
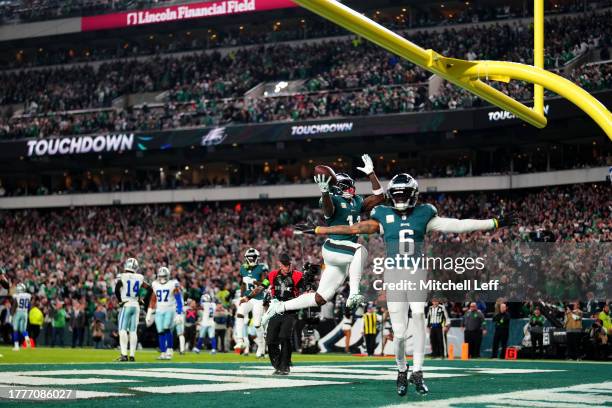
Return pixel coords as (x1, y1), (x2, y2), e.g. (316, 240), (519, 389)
(598, 304), (611, 335)
(51, 301), (66, 347)
(529, 308), (546, 357)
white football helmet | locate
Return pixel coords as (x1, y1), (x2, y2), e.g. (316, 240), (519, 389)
(157, 267), (170, 283)
(244, 248), (260, 267)
(124, 258), (139, 273)
(16, 283), (26, 294)
(201, 293), (212, 303)
(388, 173), (419, 211)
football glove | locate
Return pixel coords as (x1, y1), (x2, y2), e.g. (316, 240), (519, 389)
(495, 211), (518, 228)
(314, 174), (332, 193)
(294, 222), (317, 235)
(174, 313), (184, 326)
(145, 309), (155, 327)
(356, 154), (375, 176)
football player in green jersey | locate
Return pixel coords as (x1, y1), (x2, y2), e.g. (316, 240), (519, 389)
(294, 173), (517, 397)
(262, 154), (385, 326)
(235, 248), (269, 357)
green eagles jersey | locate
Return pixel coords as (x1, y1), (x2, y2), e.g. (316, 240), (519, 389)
(321, 194), (364, 243)
(370, 204), (437, 258)
(240, 263), (268, 300)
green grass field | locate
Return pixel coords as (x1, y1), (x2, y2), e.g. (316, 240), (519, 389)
(0, 346), (610, 407)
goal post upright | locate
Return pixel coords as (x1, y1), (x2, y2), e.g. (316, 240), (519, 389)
(292, 0), (612, 139)
(534, 0), (545, 115)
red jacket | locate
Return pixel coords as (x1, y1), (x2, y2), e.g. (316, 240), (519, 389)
(267, 269), (303, 300)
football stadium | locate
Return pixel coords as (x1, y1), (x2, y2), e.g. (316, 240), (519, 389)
(0, 0), (611, 407)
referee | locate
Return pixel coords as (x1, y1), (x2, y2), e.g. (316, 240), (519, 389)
(362, 305), (378, 356)
(265, 253), (304, 375)
(427, 298), (450, 358)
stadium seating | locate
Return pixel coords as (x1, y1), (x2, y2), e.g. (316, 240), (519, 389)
(1, 9), (610, 140)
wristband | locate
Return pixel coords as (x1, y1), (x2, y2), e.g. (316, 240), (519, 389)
(372, 188), (384, 195)
(314, 226), (320, 234)
(493, 218), (499, 229)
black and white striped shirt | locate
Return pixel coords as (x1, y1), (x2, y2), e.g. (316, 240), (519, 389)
(427, 304), (450, 327)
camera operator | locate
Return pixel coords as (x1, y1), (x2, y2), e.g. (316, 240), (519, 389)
(265, 253), (305, 375)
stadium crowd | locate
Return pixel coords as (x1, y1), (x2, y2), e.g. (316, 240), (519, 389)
(0, 182), (609, 352)
(0, 10), (610, 139)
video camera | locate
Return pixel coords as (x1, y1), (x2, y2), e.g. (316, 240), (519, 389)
(301, 262), (321, 292)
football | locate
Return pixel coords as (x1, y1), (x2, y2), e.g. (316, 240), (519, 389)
(314, 165), (337, 185)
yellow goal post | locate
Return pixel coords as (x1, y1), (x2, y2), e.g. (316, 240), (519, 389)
(292, 0), (612, 139)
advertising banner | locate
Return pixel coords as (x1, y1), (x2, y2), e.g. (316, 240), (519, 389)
(81, 0), (297, 32)
(2, 90), (609, 160)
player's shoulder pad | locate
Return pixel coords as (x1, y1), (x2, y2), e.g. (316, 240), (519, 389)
(425, 203), (438, 215)
(370, 204), (391, 218)
(260, 263), (269, 272)
(417, 203), (438, 217)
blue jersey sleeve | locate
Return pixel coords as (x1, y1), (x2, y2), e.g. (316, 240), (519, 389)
(175, 292), (183, 314)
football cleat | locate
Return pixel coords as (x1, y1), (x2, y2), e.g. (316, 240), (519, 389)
(12, 346), (20, 352)
(129, 356), (135, 362)
(210, 349), (217, 355)
(261, 299), (284, 326)
(116, 355), (128, 362)
(156, 353), (168, 360)
(409, 371), (429, 395)
(193, 348), (201, 354)
(346, 294), (365, 309)
(396, 370), (408, 396)
(233, 340), (244, 352)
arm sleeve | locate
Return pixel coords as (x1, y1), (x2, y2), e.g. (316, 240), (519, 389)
(267, 271), (278, 298)
(174, 292), (183, 314)
(426, 216), (495, 233)
(114, 281), (123, 304)
(293, 271), (304, 296)
(443, 306), (450, 326)
(0, 278), (9, 290)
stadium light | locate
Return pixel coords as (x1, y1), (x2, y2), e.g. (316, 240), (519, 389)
(292, 0), (612, 140)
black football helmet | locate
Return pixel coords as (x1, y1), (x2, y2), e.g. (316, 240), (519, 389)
(333, 173), (356, 199)
(244, 248), (260, 266)
(388, 173), (419, 211)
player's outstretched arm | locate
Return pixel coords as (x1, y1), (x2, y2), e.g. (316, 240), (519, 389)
(314, 174), (335, 218)
(357, 154), (386, 212)
(295, 219), (380, 236)
(426, 211), (518, 233)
